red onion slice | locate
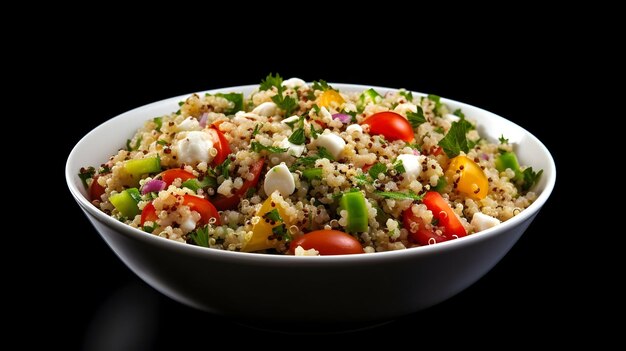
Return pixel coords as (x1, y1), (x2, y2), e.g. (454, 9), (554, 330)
(199, 113), (209, 128)
(332, 113), (351, 124)
(142, 179), (166, 194)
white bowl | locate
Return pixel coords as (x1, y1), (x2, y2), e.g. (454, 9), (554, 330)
(65, 84), (556, 323)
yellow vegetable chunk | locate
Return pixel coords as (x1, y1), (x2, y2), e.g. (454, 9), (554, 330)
(445, 156), (489, 200)
(318, 90), (345, 108)
(242, 193), (289, 252)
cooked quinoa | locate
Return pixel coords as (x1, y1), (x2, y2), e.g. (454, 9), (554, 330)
(78, 74), (542, 255)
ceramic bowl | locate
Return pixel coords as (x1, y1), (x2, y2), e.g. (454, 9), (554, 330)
(66, 84), (556, 323)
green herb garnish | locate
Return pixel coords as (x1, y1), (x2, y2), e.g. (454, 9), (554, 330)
(375, 190), (424, 201)
(368, 163), (387, 180)
(250, 141), (288, 154)
(438, 119), (473, 158)
(190, 225), (210, 247)
(78, 166), (96, 188)
(407, 106), (427, 130)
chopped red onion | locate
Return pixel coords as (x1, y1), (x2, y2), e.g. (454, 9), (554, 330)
(332, 113), (351, 124)
(480, 153), (489, 160)
(199, 113), (209, 128)
(142, 179), (166, 194)
(413, 149), (421, 156)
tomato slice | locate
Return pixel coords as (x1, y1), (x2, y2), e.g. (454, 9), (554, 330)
(161, 169), (196, 186)
(360, 111), (415, 142)
(140, 201), (158, 225)
(208, 126), (231, 167)
(183, 195), (221, 225)
(403, 210), (449, 246)
(89, 175), (106, 201)
(422, 191), (467, 238)
(140, 196), (220, 227)
(212, 159), (265, 211)
(289, 230), (364, 255)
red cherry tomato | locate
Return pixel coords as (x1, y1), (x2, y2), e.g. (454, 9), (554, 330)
(212, 159), (265, 211)
(89, 175), (106, 201)
(183, 195), (221, 225)
(360, 111), (415, 142)
(140, 202), (158, 225)
(422, 191), (466, 238)
(140, 195), (220, 227)
(208, 126), (231, 167)
(161, 169), (196, 186)
(403, 209), (449, 246)
(289, 230), (364, 255)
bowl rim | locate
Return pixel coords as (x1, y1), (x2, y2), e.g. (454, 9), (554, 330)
(66, 83), (556, 264)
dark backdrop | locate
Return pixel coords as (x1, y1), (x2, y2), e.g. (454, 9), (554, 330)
(42, 44), (580, 349)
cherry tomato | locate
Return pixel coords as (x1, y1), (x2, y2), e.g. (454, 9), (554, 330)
(212, 159), (265, 211)
(89, 175), (106, 202)
(161, 169), (196, 186)
(318, 90), (345, 108)
(445, 156), (488, 200)
(403, 210), (449, 246)
(140, 202), (158, 225)
(207, 126), (231, 167)
(140, 196), (220, 227)
(289, 230), (364, 255)
(422, 191), (467, 238)
(183, 195), (221, 225)
(360, 111), (415, 142)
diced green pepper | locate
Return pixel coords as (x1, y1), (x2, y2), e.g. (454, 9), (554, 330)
(357, 88), (382, 112)
(182, 176), (216, 192)
(109, 188), (141, 218)
(302, 168), (323, 181)
(124, 157), (161, 180)
(495, 152), (521, 174)
(339, 191), (368, 233)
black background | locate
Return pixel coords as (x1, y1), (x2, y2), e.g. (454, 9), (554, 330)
(37, 37), (586, 349)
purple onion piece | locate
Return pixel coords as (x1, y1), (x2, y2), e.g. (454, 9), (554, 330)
(332, 113), (352, 124)
(199, 113), (209, 128)
(142, 179), (166, 194)
(413, 149), (421, 156)
(480, 153), (489, 160)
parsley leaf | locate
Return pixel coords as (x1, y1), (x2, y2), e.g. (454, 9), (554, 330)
(271, 94), (297, 116)
(375, 191), (424, 201)
(216, 92), (244, 115)
(434, 127), (445, 134)
(427, 94), (442, 114)
(312, 80), (333, 91)
(317, 147), (335, 161)
(78, 166), (96, 188)
(190, 225), (210, 247)
(399, 90), (413, 101)
(271, 224), (292, 241)
(260, 73), (283, 91)
(368, 163), (387, 180)
(250, 141), (288, 154)
(252, 124), (262, 136)
(499, 134), (509, 144)
(153, 117), (163, 132)
(126, 136), (142, 151)
(354, 173), (371, 185)
(438, 119), (473, 158)
(393, 159), (406, 174)
(453, 108), (465, 119)
(310, 122), (322, 139)
(520, 167), (543, 192)
(407, 106), (427, 130)
(215, 158), (231, 179)
(156, 140), (168, 146)
(288, 127), (306, 145)
(263, 209), (283, 223)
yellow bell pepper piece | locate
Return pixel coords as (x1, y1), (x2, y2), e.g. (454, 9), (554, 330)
(242, 194), (289, 252)
(445, 156), (489, 200)
(318, 90), (345, 108)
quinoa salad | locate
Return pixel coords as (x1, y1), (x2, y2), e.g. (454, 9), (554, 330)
(78, 74), (542, 255)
